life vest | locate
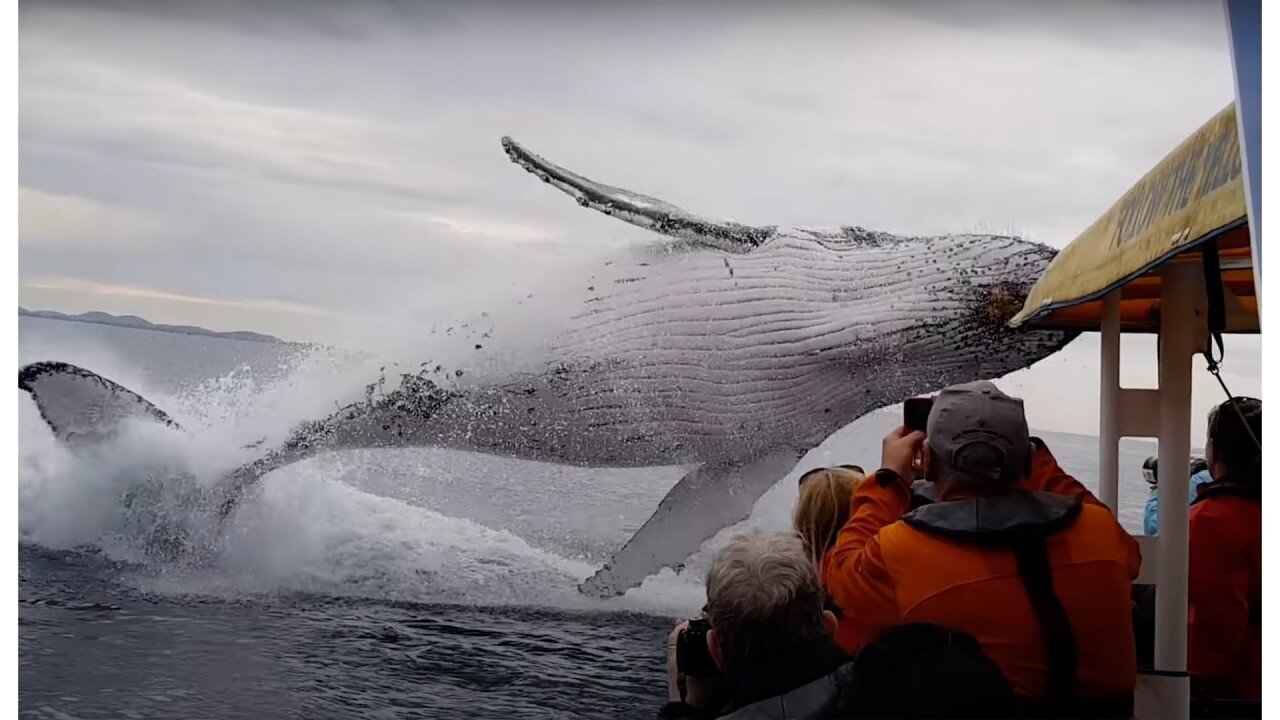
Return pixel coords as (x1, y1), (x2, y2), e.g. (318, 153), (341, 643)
(881, 492), (1137, 718)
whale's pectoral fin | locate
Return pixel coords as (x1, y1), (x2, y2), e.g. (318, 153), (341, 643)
(579, 449), (804, 597)
(19, 361), (182, 448)
(502, 136), (777, 254)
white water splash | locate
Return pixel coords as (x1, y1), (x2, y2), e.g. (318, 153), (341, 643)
(16, 339), (726, 617)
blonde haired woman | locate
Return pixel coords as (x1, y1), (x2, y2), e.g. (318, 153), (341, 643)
(793, 464), (864, 652)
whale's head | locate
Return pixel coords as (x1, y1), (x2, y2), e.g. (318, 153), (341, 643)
(844, 232), (1075, 397)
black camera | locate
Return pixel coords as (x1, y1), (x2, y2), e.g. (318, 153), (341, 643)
(676, 618), (722, 678)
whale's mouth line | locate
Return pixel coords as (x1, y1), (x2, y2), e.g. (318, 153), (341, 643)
(966, 280), (1079, 348)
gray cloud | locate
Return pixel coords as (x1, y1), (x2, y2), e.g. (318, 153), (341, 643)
(21, 0), (1238, 345)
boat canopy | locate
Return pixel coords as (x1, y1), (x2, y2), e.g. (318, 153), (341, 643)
(1010, 104), (1257, 333)
(1005, 92), (1260, 719)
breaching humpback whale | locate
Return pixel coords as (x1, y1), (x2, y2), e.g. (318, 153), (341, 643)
(19, 137), (1075, 596)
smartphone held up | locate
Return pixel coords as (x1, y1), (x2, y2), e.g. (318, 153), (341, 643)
(903, 396), (934, 433)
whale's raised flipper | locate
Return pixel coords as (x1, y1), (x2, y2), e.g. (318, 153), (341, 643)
(580, 448), (804, 598)
(502, 136), (777, 254)
(19, 361), (181, 448)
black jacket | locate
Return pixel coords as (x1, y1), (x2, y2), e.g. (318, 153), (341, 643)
(659, 639), (852, 719)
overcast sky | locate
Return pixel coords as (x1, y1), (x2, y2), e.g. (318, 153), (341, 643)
(19, 0), (1259, 441)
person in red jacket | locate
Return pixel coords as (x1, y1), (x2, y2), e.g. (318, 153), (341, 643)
(1188, 396), (1261, 700)
(823, 381), (1141, 717)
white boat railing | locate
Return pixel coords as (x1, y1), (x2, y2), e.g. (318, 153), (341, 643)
(1099, 264), (1208, 718)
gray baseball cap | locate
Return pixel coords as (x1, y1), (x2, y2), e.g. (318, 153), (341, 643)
(925, 380), (1030, 483)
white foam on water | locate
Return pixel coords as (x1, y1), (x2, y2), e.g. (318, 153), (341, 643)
(15, 340), (712, 615)
(18, 412), (214, 563)
(192, 469), (601, 606)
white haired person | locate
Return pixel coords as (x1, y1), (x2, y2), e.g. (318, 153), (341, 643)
(659, 531), (1015, 719)
(660, 531), (851, 719)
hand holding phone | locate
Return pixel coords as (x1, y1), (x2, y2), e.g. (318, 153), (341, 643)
(902, 396), (934, 480)
(882, 425), (927, 483)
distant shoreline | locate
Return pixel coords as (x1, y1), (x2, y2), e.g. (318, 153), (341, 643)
(18, 307), (287, 345)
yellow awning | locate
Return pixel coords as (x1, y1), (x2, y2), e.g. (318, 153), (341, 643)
(1011, 104), (1257, 332)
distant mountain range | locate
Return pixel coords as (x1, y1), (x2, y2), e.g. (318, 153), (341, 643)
(18, 307), (284, 344)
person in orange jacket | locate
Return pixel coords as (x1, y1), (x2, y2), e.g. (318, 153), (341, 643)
(1188, 396), (1261, 700)
(823, 381), (1141, 717)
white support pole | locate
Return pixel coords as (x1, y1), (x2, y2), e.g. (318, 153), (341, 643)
(1098, 290), (1122, 511)
(1151, 265), (1202, 718)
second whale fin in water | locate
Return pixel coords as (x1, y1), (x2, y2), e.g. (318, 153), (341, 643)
(579, 448), (804, 598)
(19, 361), (265, 519)
(19, 361), (181, 449)
(501, 136), (777, 254)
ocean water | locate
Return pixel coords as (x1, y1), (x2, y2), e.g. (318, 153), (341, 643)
(17, 316), (1157, 719)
